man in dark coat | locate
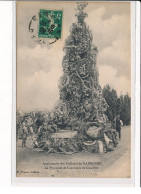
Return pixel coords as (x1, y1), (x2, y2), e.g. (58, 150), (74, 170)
(116, 115), (122, 140)
(22, 133), (27, 147)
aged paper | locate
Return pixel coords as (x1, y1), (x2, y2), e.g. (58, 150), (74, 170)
(16, 1), (131, 178)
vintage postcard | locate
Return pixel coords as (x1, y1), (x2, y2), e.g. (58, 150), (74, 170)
(15, 1), (132, 179)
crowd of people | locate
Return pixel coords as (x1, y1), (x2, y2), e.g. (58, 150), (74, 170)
(16, 109), (123, 151)
(16, 110), (56, 147)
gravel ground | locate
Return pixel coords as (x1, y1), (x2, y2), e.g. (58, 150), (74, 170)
(16, 126), (131, 178)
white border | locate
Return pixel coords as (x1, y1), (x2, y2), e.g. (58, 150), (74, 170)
(130, 0), (136, 187)
(12, 1), (137, 187)
(135, 1), (140, 187)
(12, 0), (17, 184)
(0, 1), (12, 188)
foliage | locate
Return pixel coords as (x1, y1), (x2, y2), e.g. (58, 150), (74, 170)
(102, 85), (131, 125)
(120, 94), (131, 125)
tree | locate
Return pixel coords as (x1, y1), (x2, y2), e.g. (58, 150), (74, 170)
(102, 85), (131, 126)
(120, 94), (131, 125)
(102, 85), (118, 123)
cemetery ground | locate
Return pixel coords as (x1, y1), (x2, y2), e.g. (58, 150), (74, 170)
(16, 126), (131, 178)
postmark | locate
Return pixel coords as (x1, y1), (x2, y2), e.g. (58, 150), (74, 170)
(29, 9), (63, 45)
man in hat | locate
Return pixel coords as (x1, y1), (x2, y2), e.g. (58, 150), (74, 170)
(116, 115), (122, 141)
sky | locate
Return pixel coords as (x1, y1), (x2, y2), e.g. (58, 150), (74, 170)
(16, 1), (131, 112)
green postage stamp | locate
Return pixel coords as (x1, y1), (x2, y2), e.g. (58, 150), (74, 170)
(38, 9), (63, 39)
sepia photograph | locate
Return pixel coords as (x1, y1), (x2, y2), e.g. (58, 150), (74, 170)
(16, 1), (131, 178)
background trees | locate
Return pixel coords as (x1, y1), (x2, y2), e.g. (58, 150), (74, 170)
(102, 84), (131, 126)
(120, 94), (131, 125)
